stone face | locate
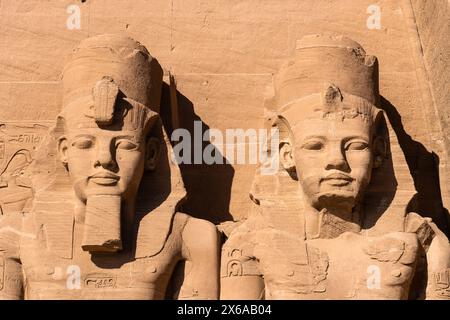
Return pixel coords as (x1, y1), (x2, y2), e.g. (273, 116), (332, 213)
(0, 1), (448, 300)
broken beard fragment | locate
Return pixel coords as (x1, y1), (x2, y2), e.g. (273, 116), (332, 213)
(81, 195), (122, 253)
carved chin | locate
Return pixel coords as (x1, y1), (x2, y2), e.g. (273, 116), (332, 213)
(302, 180), (356, 208)
(313, 188), (359, 211)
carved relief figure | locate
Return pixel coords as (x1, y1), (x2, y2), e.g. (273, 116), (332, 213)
(221, 35), (450, 299)
(0, 34), (219, 299)
(0, 121), (50, 216)
(0, 149), (33, 215)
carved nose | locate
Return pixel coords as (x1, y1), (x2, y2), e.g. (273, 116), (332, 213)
(94, 144), (117, 170)
(325, 148), (350, 171)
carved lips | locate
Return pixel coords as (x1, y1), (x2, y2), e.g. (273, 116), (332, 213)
(321, 173), (353, 187)
(89, 171), (120, 186)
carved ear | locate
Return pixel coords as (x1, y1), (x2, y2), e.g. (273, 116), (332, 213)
(145, 137), (160, 171)
(280, 141), (296, 174)
(57, 136), (69, 168)
(372, 135), (386, 169)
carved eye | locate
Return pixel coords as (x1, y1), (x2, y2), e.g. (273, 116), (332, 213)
(302, 140), (325, 151)
(72, 138), (94, 149)
(116, 139), (138, 151)
(345, 141), (369, 151)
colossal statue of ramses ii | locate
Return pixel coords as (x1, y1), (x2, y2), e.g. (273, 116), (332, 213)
(0, 34), (220, 300)
(221, 34), (450, 300)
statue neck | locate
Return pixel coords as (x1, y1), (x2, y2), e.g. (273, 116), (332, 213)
(304, 204), (362, 239)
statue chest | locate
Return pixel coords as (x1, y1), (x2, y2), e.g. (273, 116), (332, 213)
(254, 231), (419, 299)
(19, 233), (182, 299)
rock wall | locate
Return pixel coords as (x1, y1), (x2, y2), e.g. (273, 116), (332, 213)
(410, 0), (450, 227)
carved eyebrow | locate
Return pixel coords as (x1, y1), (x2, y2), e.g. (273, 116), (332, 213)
(71, 134), (95, 140)
(115, 135), (134, 140)
(343, 135), (370, 143)
(301, 135), (326, 141)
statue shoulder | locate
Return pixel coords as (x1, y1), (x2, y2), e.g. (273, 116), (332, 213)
(219, 217), (266, 278)
(174, 212), (218, 236)
(223, 213), (267, 246)
(177, 213), (219, 260)
(405, 212), (448, 250)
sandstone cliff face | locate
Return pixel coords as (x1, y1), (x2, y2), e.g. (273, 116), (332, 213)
(410, 0), (450, 221)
